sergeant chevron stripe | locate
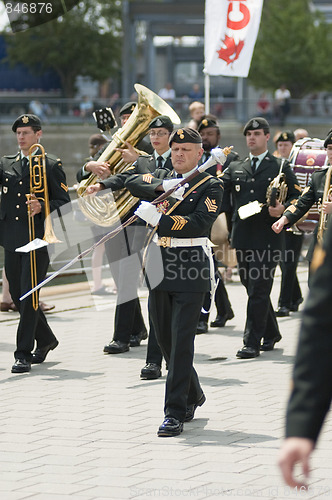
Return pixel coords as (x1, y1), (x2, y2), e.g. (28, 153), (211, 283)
(204, 197), (218, 212)
(170, 215), (188, 231)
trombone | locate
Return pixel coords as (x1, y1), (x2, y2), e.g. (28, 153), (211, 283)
(26, 143), (60, 310)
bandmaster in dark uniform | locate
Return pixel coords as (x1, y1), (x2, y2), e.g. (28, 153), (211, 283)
(125, 127), (225, 437)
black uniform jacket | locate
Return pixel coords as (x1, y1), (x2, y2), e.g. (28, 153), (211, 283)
(221, 152), (301, 250)
(283, 168), (329, 260)
(286, 219), (332, 442)
(125, 168), (224, 292)
(0, 151), (70, 252)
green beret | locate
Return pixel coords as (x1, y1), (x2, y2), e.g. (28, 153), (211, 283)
(197, 117), (219, 132)
(149, 115), (174, 132)
(169, 127), (202, 145)
(243, 117), (270, 135)
(324, 130), (332, 148)
(275, 131), (295, 144)
(12, 114), (42, 132)
(119, 101), (137, 116)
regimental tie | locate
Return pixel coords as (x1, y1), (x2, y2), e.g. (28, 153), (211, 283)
(251, 156), (259, 174)
(157, 156), (163, 169)
(22, 157), (29, 176)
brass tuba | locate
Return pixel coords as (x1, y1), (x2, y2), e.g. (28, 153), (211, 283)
(27, 144), (60, 309)
(76, 83), (181, 226)
(317, 165), (332, 245)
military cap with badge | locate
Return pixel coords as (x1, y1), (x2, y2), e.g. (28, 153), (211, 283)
(243, 117), (270, 135)
(149, 115), (174, 132)
(169, 127), (202, 145)
(197, 117), (219, 133)
(324, 129), (332, 148)
(275, 131), (295, 144)
(12, 114), (42, 132)
(119, 101), (137, 117)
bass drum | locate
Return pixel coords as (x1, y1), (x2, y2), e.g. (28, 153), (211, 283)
(289, 137), (327, 232)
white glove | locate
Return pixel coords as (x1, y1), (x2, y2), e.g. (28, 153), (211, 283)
(134, 201), (162, 226)
(162, 179), (188, 200)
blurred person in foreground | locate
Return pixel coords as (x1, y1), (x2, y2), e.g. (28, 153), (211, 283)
(279, 219), (332, 488)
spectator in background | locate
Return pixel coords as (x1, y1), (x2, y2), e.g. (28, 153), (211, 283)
(189, 83), (204, 100)
(256, 92), (272, 120)
(294, 128), (309, 141)
(79, 95), (94, 124)
(158, 83), (176, 106)
(29, 100), (51, 123)
(187, 101), (205, 130)
(274, 84), (291, 126)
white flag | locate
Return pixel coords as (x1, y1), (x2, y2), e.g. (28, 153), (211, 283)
(204, 0), (264, 77)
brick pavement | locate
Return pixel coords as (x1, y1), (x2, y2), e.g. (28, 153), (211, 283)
(0, 263), (331, 500)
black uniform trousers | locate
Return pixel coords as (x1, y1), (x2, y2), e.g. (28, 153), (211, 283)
(5, 249), (57, 361)
(200, 268), (233, 323)
(236, 249), (280, 350)
(278, 231), (303, 309)
(149, 289), (204, 422)
(104, 227), (146, 343)
(145, 297), (163, 366)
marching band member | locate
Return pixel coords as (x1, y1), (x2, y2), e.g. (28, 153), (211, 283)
(0, 114), (70, 373)
(272, 129), (332, 283)
(125, 127), (224, 437)
(221, 117), (300, 359)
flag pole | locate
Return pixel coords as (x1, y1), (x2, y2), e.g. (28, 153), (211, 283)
(204, 73), (210, 115)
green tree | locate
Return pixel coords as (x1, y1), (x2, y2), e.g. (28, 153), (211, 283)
(249, 0), (332, 98)
(2, 0), (122, 97)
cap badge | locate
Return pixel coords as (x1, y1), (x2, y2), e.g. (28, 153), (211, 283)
(252, 119), (259, 128)
(202, 119), (208, 126)
(22, 116), (29, 124)
(282, 133), (287, 140)
(177, 129), (185, 139)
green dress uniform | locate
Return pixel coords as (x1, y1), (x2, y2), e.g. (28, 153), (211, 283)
(0, 149), (70, 362)
(286, 219), (332, 442)
(221, 152), (301, 351)
(125, 166), (223, 423)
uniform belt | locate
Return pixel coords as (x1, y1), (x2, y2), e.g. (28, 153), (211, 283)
(153, 235), (213, 248)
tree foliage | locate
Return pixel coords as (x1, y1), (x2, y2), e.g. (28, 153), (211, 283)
(2, 0), (122, 97)
(248, 0), (332, 98)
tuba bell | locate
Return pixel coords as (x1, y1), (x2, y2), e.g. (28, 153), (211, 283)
(76, 84), (181, 227)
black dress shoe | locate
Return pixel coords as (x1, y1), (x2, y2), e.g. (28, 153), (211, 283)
(260, 334), (282, 351)
(275, 306), (290, 317)
(185, 393), (206, 422)
(210, 311), (234, 328)
(236, 346), (260, 359)
(290, 298), (303, 312)
(31, 340), (59, 364)
(157, 417), (183, 437)
(129, 329), (148, 347)
(11, 359), (31, 373)
(196, 321), (208, 334)
(103, 340), (130, 354)
(140, 363), (161, 380)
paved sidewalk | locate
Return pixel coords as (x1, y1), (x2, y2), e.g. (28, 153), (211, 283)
(0, 264), (331, 500)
